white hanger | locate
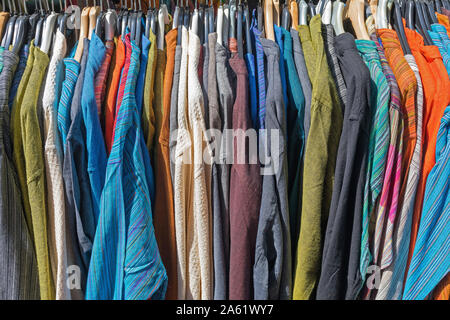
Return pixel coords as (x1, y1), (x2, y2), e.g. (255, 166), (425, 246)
(191, 8), (199, 36)
(223, 3), (229, 45)
(377, 0), (389, 28)
(298, 0), (308, 25)
(41, 1), (58, 55)
(332, 0), (345, 34)
(157, 4), (169, 50)
(322, 0), (332, 24)
(172, 2), (180, 30)
(217, 4), (224, 45)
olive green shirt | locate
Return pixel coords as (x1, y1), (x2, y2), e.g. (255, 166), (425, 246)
(142, 29), (157, 153)
(293, 15), (343, 300)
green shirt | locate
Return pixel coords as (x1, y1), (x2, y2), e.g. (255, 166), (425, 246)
(293, 15), (343, 300)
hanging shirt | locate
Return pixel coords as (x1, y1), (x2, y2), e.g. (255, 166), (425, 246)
(41, 29), (69, 300)
(104, 37), (125, 154)
(246, 17), (258, 130)
(154, 28), (178, 300)
(174, 25), (191, 300)
(135, 33), (151, 115)
(274, 24), (289, 121)
(57, 46), (80, 149)
(355, 39), (390, 299)
(169, 43), (182, 185)
(153, 47), (166, 156)
(62, 39), (94, 300)
(0, 49), (40, 300)
(86, 34), (167, 300)
(8, 43), (29, 110)
(281, 27), (305, 258)
(290, 28), (312, 146)
(429, 24), (450, 77)
(81, 32), (107, 225)
(403, 105), (450, 300)
(251, 10), (266, 129)
(294, 16), (343, 300)
(254, 36), (291, 300)
(19, 44), (53, 300)
(11, 42), (35, 235)
(142, 29), (157, 153)
(228, 53), (262, 300)
(94, 39), (114, 120)
(317, 34), (372, 300)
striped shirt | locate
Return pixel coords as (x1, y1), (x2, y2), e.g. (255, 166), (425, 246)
(403, 105), (450, 300)
(8, 44), (29, 110)
(356, 39), (390, 294)
(94, 40), (114, 119)
(429, 24), (450, 77)
(0, 49), (40, 300)
(251, 10), (266, 129)
(86, 34), (167, 300)
(57, 57), (80, 149)
(377, 30), (417, 276)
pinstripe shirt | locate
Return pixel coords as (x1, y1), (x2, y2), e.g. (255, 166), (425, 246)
(403, 105), (450, 300)
(0, 49), (40, 300)
(86, 34), (167, 300)
(429, 24), (450, 77)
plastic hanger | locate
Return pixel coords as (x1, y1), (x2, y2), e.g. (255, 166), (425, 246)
(121, 0), (129, 36)
(223, 2), (229, 47)
(204, 4), (209, 43)
(176, 0), (183, 44)
(135, 0), (143, 46)
(425, 0), (438, 24)
(41, 0), (58, 54)
(229, 0), (236, 40)
(322, 0), (332, 24)
(298, 0), (308, 25)
(173, 0), (180, 30)
(406, 0), (414, 29)
(265, 0), (275, 41)
(377, 0), (389, 28)
(104, 8), (116, 42)
(307, 0), (316, 17)
(192, 1), (199, 36)
(144, 0), (151, 38)
(95, 0), (104, 39)
(129, 0), (136, 40)
(414, 0), (432, 44)
(34, 0), (46, 48)
(417, 0), (431, 31)
(12, 0), (27, 54)
(150, 0), (157, 36)
(237, 0), (243, 58)
(387, 0), (394, 27)
(257, 0), (263, 31)
(348, 0), (370, 40)
(159, 3), (169, 49)
(281, 3), (290, 29)
(393, 0), (411, 54)
(435, 0), (442, 13)
(208, 0), (214, 35)
(59, 0), (69, 35)
(217, 0), (224, 45)
(2, 0), (17, 49)
(290, 0), (299, 28)
(244, 1), (252, 54)
(332, 0), (345, 34)
(74, 1), (89, 62)
(198, 3), (204, 45)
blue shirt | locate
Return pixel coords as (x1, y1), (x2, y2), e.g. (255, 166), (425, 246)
(403, 105), (450, 300)
(136, 32), (151, 116)
(81, 31), (107, 224)
(251, 10), (266, 129)
(245, 16), (258, 131)
(429, 24), (450, 77)
(8, 44), (29, 110)
(86, 34), (167, 300)
(274, 24), (289, 121)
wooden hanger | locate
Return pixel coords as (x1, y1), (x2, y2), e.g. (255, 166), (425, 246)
(74, 3), (90, 62)
(290, 0), (299, 28)
(265, 0), (275, 41)
(88, 1), (100, 39)
(347, 0), (371, 39)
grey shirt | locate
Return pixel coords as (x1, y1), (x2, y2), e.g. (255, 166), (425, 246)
(254, 37), (291, 300)
(169, 45), (182, 185)
(0, 50), (40, 300)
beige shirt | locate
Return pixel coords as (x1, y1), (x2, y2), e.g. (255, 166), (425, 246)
(41, 30), (68, 300)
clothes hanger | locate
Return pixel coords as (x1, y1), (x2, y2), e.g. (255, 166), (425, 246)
(265, 0), (275, 41)
(74, 0), (90, 62)
(244, 1), (252, 54)
(321, 0), (332, 24)
(406, 0), (414, 29)
(281, 2), (290, 29)
(290, 0), (299, 28)
(257, 0), (263, 31)
(208, 0), (214, 35)
(59, 0), (69, 35)
(204, 3), (209, 43)
(425, 0), (438, 24)
(217, 0), (224, 45)
(129, 0), (137, 40)
(298, 0), (307, 25)
(273, 0), (280, 25)
(229, 0), (236, 40)
(176, 0), (183, 44)
(95, 0), (104, 40)
(237, 0), (243, 57)
(192, 0), (199, 36)
(387, 0), (394, 27)
(135, 0), (143, 45)
(198, 2), (204, 45)
(435, 0), (442, 13)
(41, 0), (58, 54)
(3, 0), (17, 49)
(332, 0), (345, 34)
(173, 0), (180, 29)
(223, 0), (229, 47)
(307, 0), (316, 17)
(377, 0), (389, 28)
(393, 0), (411, 54)
(34, 0), (46, 48)
(104, 5), (116, 42)
(417, 0), (431, 31)
(414, 0), (432, 44)
(158, 2), (169, 49)
(88, 0), (100, 39)
(150, 0), (157, 36)
(12, 0), (27, 53)
(144, 0), (151, 37)
(121, 0), (129, 36)
(348, 0), (370, 40)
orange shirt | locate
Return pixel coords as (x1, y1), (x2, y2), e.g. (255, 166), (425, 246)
(104, 37), (125, 154)
(153, 28), (178, 300)
(436, 13), (450, 38)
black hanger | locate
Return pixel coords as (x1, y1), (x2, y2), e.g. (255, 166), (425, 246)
(237, 0), (243, 58)
(418, 0), (432, 30)
(406, 0), (415, 29)
(393, 0), (411, 55)
(12, 0), (26, 54)
(308, 0), (316, 17)
(130, 0), (137, 40)
(208, 0), (214, 35)
(415, 0), (433, 45)
(198, 2), (204, 45)
(121, 0), (129, 36)
(244, 2), (252, 55)
(427, 0), (439, 24)
(135, 0), (143, 46)
(204, 4), (209, 43)
(95, 0), (104, 40)
(59, 0), (69, 35)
